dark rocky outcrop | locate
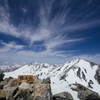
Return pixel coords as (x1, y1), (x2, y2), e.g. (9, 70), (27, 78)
(0, 76), (52, 100)
(3, 79), (19, 89)
(71, 83), (100, 100)
(0, 81), (7, 89)
(77, 67), (81, 79)
(13, 89), (34, 100)
(0, 87), (18, 98)
(43, 78), (51, 84)
(0, 75), (100, 100)
(78, 90), (100, 100)
(84, 93), (100, 100)
(0, 73), (5, 82)
(4, 77), (14, 82)
(94, 66), (100, 84)
(53, 92), (74, 100)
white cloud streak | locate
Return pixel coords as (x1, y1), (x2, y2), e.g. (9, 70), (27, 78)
(0, 0), (100, 64)
(0, 41), (100, 64)
(0, 0), (98, 46)
(0, 41), (25, 52)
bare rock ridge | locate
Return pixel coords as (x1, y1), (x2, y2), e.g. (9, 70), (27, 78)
(0, 73), (100, 100)
(0, 75), (53, 100)
(1, 58), (100, 100)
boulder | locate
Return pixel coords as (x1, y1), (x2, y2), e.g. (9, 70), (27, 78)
(3, 79), (18, 89)
(0, 81), (7, 89)
(33, 77), (51, 84)
(46, 78), (51, 84)
(18, 82), (32, 91)
(11, 80), (19, 87)
(78, 89), (100, 100)
(0, 87), (18, 98)
(6, 94), (14, 100)
(84, 93), (100, 100)
(32, 84), (52, 100)
(94, 67), (100, 84)
(30, 83), (34, 88)
(0, 73), (5, 82)
(43, 78), (51, 84)
(33, 76), (43, 84)
(71, 83), (100, 100)
(13, 89), (34, 100)
(4, 77), (14, 82)
(53, 92), (74, 100)
(33, 76), (38, 82)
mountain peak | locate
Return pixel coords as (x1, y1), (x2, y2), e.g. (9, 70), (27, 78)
(4, 58), (100, 99)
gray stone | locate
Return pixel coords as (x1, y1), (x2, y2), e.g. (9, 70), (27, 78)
(43, 78), (51, 84)
(78, 89), (100, 100)
(18, 82), (32, 91)
(3, 79), (17, 89)
(13, 89), (34, 100)
(0, 87), (18, 98)
(0, 73), (5, 82)
(30, 83), (34, 88)
(6, 94), (14, 100)
(0, 81), (7, 89)
(53, 92), (74, 100)
(94, 67), (100, 84)
(11, 81), (19, 87)
(46, 78), (51, 84)
(33, 84), (52, 100)
(4, 77), (14, 82)
(71, 83), (100, 100)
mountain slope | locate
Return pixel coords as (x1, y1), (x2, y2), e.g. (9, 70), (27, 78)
(0, 64), (22, 73)
(4, 59), (100, 100)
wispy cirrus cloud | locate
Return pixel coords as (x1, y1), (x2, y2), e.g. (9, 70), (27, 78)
(0, 41), (25, 52)
(0, 0), (99, 46)
(0, 0), (100, 64)
(0, 40), (100, 64)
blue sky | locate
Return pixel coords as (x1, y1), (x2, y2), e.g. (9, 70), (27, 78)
(0, 0), (100, 64)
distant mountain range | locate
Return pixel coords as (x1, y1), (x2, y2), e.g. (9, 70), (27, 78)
(4, 59), (100, 100)
(0, 63), (26, 73)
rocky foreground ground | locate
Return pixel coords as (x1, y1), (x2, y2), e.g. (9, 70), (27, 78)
(0, 73), (100, 100)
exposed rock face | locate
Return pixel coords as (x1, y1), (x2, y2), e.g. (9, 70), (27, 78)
(0, 87), (18, 98)
(11, 80), (19, 87)
(43, 78), (51, 84)
(53, 92), (74, 100)
(33, 76), (51, 84)
(33, 76), (43, 84)
(18, 81), (32, 91)
(78, 90), (100, 100)
(0, 73), (5, 82)
(4, 77), (14, 82)
(33, 84), (52, 100)
(71, 83), (100, 100)
(3, 59), (100, 99)
(94, 66), (100, 84)
(13, 89), (34, 100)
(84, 94), (100, 100)
(0, 75), (100, 100)
(3, 79), (18, 89)
(0, 76), (52, 100)
(0, 81), (7, 89)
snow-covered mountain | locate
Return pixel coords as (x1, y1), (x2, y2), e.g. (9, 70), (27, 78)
(0, 64), (22, 73)
(0, 62), (27, 73)
(4, 59), (100, 100)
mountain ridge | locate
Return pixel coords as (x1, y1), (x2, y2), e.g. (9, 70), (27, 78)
(3, 58), (100, 100)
